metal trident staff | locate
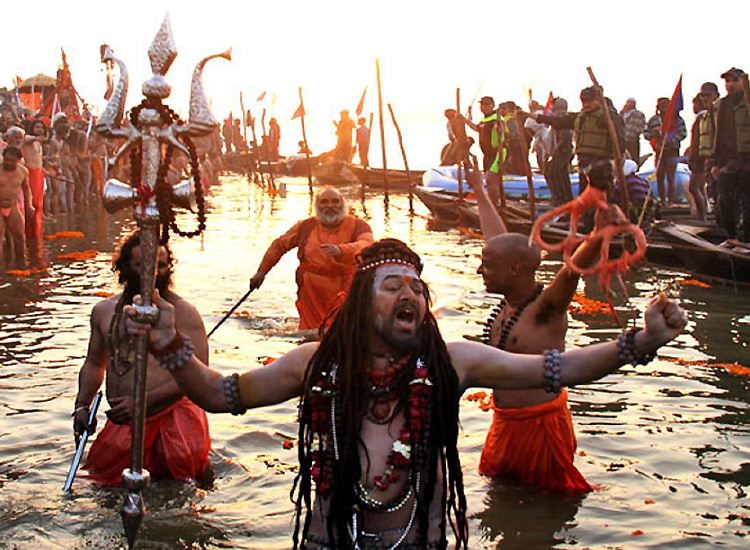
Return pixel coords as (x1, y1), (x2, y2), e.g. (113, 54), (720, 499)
(95, 14), (229, 548)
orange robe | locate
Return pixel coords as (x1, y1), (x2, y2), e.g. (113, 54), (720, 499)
(257, 215), (373, 330)
(25, 166), (44, 239)
(479, 389), (593, 492)
(84, 397), (211, 486)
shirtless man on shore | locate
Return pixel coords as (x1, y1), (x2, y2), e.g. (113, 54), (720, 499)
(73, 230), (212, 485)
(21, 120), (46, 239)
(0, 147), (33, 260)
(468, 165), (626, 491)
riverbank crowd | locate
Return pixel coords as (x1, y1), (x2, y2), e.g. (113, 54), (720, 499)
(2, 66), (749, 264)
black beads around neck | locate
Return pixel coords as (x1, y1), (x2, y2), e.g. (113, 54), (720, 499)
(482, 284), (544, 350)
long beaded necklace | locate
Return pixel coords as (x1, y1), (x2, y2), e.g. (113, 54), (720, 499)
(482, 284), (543, 350)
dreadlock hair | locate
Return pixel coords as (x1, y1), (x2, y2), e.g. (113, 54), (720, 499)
(291, 238), (468, 549)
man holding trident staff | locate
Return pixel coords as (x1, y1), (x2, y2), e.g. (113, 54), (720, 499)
(85, 14), (229, 548)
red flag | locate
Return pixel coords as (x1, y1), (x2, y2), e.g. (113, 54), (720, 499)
(355, 86), (367, 117)
(256, 90), (267, 102)
(15, 75), (23, 86)
(544, 91), (555, 115)
(662, 74), (684, 140)
(291, 104), (305, 120)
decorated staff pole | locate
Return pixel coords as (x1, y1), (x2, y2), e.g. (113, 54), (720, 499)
(95, 14), (229, 549)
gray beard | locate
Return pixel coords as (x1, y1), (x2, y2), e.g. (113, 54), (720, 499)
(316, 209), (345, 227)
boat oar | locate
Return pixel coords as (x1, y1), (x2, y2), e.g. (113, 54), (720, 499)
(63, 390), (103, 492)
(207, 288), (255, 338)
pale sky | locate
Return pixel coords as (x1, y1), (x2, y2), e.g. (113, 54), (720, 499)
(3, 0), (748, 164)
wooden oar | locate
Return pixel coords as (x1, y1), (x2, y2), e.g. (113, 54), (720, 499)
(376, 59), (389, 204)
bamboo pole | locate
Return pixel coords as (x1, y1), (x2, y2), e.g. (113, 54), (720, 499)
(298, 86), (314, 196)
(376, 59), (389, 202)
(387, 103), (414, 214)
(587, 67), (630, 212)
(239, 91), (247, 146)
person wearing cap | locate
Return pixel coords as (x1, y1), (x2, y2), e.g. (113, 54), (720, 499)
(461, 96), (505, 207)
(687, 83), (719, 221)
(644, 97), (687, 207)
(620, 98), (646, 161)
(525, 86), (625, 197)
(708, 68), (750, 242)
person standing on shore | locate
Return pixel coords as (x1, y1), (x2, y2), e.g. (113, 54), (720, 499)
(0, 146), (33, 260)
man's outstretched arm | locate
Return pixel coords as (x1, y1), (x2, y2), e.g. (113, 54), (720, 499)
(452, 294), (686, 392)
(125, 291), (312, 412)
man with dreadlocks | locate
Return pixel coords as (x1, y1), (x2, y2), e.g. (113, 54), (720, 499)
(72, 230), (211, 486)
(125, 237), (686, 549)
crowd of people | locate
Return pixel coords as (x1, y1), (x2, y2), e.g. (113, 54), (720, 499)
(442, 67), (750, 242)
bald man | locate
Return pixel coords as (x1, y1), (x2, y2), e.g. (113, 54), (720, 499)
(249, 187), (374, 330)
(469, 168), (625, 492)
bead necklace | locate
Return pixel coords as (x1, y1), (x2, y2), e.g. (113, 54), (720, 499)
(483, 284), (543, 350)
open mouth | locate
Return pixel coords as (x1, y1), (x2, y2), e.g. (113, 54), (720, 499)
(394, 304), (417, 330)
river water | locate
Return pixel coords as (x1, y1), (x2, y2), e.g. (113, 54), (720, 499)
(1, 173), (748, 549)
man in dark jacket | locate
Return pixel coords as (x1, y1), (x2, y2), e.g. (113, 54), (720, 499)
(708, 67), (750, 242)
(526, 86), (625, 194)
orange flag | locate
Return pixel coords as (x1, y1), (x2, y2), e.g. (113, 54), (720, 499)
(355, 86), (367, 116)
(292, 104), (305, 120)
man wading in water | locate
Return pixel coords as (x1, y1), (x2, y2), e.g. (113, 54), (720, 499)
(467, 165), (627, 492)
(73, 231), (211, 485)
(126, 237), (686, 549)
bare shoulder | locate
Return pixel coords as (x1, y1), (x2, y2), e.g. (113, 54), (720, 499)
(167, 292), (202, 320)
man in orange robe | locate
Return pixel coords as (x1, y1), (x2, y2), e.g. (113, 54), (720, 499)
(469, 169), (626, 492)
(249, 187), (374, 330)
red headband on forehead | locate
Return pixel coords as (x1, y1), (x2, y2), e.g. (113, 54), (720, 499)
(356, 257), (423, 274)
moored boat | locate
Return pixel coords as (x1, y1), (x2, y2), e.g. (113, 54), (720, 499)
(653, 221), (750, 284)
(350, 165), (425, 191)
(423, 164), (691, 202)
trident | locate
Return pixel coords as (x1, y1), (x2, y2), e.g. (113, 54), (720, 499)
(95, 14), (230, 548)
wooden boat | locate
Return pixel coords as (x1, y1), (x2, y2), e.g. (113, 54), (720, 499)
(312, 160), (359, 187)
(350, 166), (425, 191)
(652, 221), (750, 284)
(414, 186), (683, 267)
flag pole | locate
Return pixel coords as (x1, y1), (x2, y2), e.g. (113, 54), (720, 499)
(297, 86), (314, 196)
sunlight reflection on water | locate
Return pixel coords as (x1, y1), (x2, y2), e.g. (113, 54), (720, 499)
(0, 173), (748, 549)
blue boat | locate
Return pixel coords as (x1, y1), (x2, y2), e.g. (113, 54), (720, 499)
(421, 164), (691, 202)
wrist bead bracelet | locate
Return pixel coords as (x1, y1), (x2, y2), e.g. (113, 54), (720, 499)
(157, 335), (195, 371)
(150, 330), (184, 357)
(223, 373), (247, 415)
(616, 328), (657, 366)
(542, 349), (562, 395)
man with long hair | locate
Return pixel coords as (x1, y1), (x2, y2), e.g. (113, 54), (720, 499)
(126, 237), (686, 548)
(73, 230), (211, 486)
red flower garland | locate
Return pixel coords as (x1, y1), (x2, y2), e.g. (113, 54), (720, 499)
(307, 359), (433, 498)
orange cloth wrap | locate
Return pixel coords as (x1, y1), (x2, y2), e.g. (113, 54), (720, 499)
(25, 167), (44, 239)
(478, 388), (592, 492)
(84, 397), (211, 486)
(257, 215), (373, 330)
